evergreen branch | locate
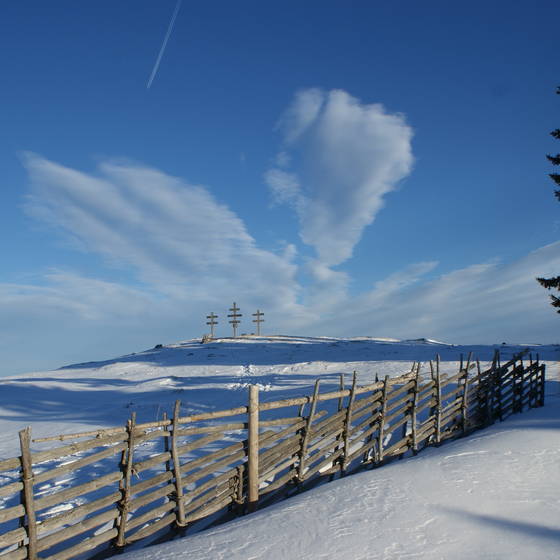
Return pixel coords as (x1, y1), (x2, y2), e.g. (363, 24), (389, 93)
(537, 276), (560, 289)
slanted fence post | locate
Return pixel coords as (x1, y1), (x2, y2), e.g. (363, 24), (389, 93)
(18, 427), (37, 560)
(171, 401), (187, 527)
(461, 360), (470, 434)
(528, 355), (537, 409)
(434, 355), (442, 445)
(337, 373), (345, 413)
(514, 359), (523, 414)
(538, 355), (545, 407)
(247, 385), (259, 512)
(399, 364), (417, 460)
(460, 352), (472, 434)
(494, 351), (503, 421)
(298, 380), (321, 482)
(376, 375), (390, 464)
(411, 364), (420, 454)
(116, 412), (136, 548)
(485, 354), (497, 426)
(162, 412), (171, 473)
(341, 372), (357, 473)
(331, 374), (346, 479)
(363, 373), (381, 463)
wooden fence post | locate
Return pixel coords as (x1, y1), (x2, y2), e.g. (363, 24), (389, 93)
(18, 427), (37, 560)
(428, 360), (437, 430)
(162, 412), (171, 474)
(494, 351), (503, 422)
(376, 375), (390, 463)
(538, 362), (545, 407)
(171, 401), (187, 527)
(484, 355), (496, 426)
(434, 355), (442, 445)
(363, 373), (382, 463)
(411, 365), (420, 454)
(116, 412), (136, 548)
(247, 385), (259, 512)
(528, 364), (535, 409)
(337, 374), (345, 413)
(531, 355), (539, 407)
(460, 364), (470, 434)
(298, 380), (321, 482)
(341, 372), (357, 473)
(514, 361), (523, 414)
(329, 373), (345, 470)
(399, 364), (417, 460)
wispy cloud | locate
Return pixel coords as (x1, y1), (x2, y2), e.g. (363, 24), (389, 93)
(307, 242), (560, 343)
(147, 0), (182, 89)
(23, 154), (301, 311)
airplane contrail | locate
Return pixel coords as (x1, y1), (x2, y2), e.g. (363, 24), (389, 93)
(147, 0), (182, 89)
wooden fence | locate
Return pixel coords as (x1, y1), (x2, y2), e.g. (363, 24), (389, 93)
(0, 351), (545, 560)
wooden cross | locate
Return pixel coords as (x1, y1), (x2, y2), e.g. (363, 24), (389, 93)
(206, 312), (218, 338)
(228, 302), (242, 337)
(252, 309), (264, 336)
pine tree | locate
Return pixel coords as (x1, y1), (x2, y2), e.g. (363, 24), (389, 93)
(536, 86), (560, 312)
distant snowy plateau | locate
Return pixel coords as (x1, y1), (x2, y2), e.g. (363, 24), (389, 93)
(1, 335), (559, 559)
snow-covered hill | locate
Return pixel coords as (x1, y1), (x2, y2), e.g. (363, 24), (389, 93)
(0, 335), (558, 456)
(0, 335), (558, 559)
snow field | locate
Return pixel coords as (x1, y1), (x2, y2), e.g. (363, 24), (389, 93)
(0, 336), (557, 559)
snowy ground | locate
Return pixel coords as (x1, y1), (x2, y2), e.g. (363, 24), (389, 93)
(122, 393), (560, 560)
(1, 335), (557, 455)
(0, 335), (558, 558)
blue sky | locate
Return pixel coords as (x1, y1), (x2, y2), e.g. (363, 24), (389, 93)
(1, 0), (559, 375)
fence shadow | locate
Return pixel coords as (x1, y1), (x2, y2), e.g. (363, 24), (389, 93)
(437, 507), (560, 543)
(0, 373), (349, 426)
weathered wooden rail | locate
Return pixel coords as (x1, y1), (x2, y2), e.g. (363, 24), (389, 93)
(0, 351), (545, 560)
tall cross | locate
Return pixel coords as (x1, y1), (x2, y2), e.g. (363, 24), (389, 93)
(228, 302), (242, 337)
(252, 309), (264, 336)
(206, 312), (218, 338)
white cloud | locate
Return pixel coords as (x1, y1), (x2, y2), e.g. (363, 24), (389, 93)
(307, 242), (560, 344)
(266, 89), (414, 269)
(264, 168), (303, 210)
(277, 88), (324, 144)
(23, 154), (301, 310)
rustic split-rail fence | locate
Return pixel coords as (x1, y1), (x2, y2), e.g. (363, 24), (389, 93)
(0, 351), (545, 560)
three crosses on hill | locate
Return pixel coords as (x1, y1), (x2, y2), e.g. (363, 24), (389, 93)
(205, 303), (264, 338)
